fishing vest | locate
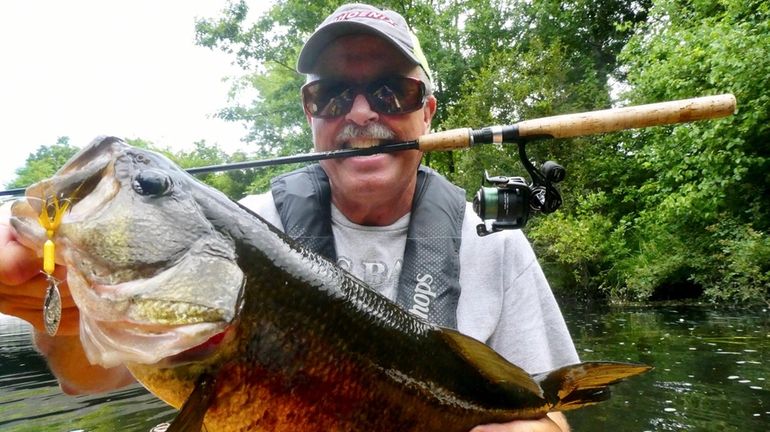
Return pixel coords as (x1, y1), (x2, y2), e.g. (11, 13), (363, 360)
(271, 164), (465, 328)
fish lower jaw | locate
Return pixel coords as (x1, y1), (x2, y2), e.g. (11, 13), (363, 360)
(79, 317), (227, 368)
(127, 299), (231, 325)
(160, 325), (235, 366)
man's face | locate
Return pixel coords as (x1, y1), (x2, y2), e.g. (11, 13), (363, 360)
(306, 34), (437, 205)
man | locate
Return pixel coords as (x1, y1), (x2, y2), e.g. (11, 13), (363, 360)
(0, 3), (578, 431)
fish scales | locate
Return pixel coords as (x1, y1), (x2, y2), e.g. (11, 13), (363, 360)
(10, 136), (651, 431)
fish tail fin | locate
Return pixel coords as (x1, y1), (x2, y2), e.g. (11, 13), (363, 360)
(167, 373), (217, 432)
(535, 361), (653, 411)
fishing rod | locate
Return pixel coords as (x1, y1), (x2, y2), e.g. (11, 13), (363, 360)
(0, 93), (736, 199)
(178, 93), (738, 173)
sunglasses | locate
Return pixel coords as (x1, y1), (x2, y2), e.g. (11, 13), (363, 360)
(302, 76), (427, 118)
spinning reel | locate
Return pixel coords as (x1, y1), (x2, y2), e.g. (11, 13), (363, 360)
(473, 142), (565, 236)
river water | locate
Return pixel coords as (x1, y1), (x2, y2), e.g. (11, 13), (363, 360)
(0, 305), (767, 431)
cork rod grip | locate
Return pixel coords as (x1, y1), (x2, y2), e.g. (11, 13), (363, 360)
(516, 93), (736, 139)
(417, 128), (473, 152)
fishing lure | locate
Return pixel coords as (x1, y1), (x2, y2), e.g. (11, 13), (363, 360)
(37, 194), (70, 336)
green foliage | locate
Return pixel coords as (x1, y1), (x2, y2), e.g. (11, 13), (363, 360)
(599, 0), (770, 303)
(166, 140), (256, 199)
(694, 221), (770, 303)
(6, 136), (256, 201)
(195, 0), (331, 193)
(529, 193), (617, 299)
(7, 137), (80, 188)
(525, 0), (770, 304)
(110, 138), (257, 199)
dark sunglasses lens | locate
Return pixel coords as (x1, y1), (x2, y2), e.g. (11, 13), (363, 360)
(303, 77), (425, 118)
(303, 82), (355, 118)
(367, 77), (424, 114)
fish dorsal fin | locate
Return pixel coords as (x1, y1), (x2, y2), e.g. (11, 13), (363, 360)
(439, 328), (543, 397)
(167, 373), (217, 432)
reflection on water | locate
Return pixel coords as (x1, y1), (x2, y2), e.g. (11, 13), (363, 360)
(0, 306), (768, 431)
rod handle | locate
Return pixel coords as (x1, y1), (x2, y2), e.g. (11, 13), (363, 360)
(516, 93), (736, 139)
(417, 128), (473, 152)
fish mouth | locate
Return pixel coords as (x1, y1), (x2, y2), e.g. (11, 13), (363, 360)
(66, 244), (238, 319)
(80, 314), (228, 368)
(10, 137), (125, 250)
(25, 136), (125, 217)
(159, 325), (235, 366)
(75, 277), (232, 368)
(67, 255), (241, 368)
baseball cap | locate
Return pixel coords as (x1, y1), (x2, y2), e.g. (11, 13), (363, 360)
(297, 3), (433, 84)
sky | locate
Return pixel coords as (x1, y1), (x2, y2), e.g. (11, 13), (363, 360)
(0, 1), (269, 189)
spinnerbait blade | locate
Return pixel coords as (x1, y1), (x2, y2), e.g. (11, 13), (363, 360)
(43, 276), (62, 336)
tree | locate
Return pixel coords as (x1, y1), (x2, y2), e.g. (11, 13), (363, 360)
(5, 136), (255, 201)
(170, 140), (256, 200)
(533, 0), (770, 303)
(617, 0), (769, 302)
(195, 0), (329, 193)
(7, 137), (80, 189)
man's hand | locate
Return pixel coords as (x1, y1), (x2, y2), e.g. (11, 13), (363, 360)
(0, 205), (79, 336)
(35, 332), (136, 394)
(1, 204), (135, 394)
(470, 412), (569, 432)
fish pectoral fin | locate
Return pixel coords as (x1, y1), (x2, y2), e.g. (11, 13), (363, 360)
(535, 361), (653, 411)
(439, 328), (543, 397)
(167, 373), (217, 432)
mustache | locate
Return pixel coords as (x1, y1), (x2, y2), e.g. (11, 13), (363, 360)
(335, 123), (396, 144)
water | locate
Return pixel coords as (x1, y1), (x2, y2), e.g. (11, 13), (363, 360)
(563, 305), (769, 431)
(0, 306), (767, 431)
(0, 316), (173, 431)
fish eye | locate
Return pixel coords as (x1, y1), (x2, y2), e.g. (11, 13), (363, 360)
(132, 170), (172, 196)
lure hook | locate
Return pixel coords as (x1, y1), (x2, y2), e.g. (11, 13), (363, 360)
(37, 193), (70, 335)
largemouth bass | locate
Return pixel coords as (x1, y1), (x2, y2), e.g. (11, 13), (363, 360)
(11, 136), (651, 431)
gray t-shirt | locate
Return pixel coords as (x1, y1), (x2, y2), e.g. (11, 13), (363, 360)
(240, 193), (580, 374)
(330, 204), (409, 302)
